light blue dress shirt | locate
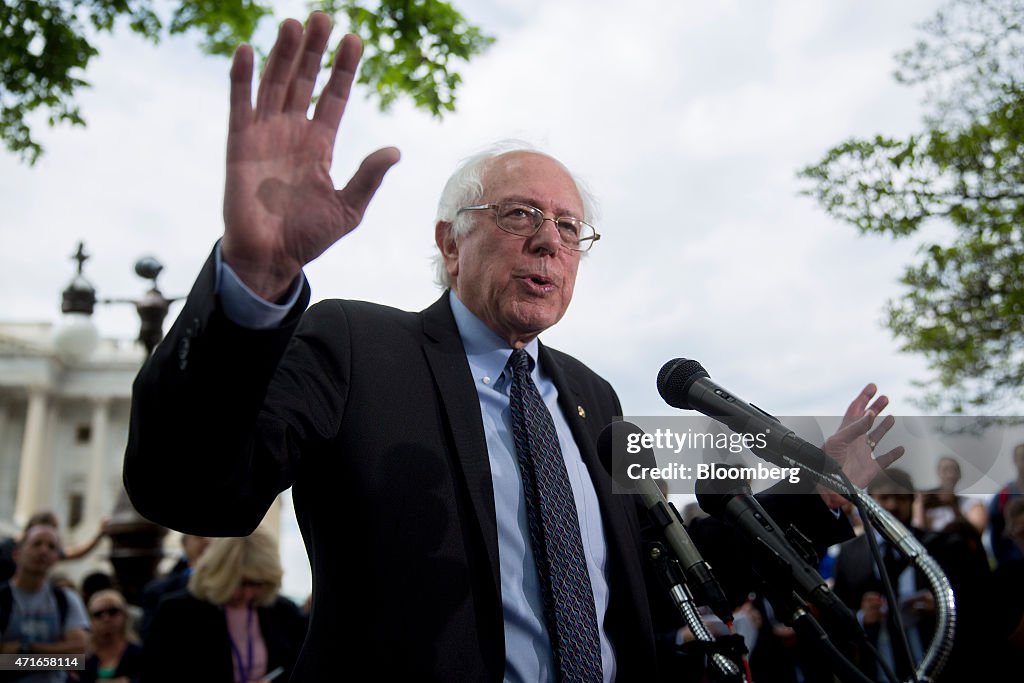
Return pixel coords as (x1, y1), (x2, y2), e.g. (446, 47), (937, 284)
(214, 249), (615, 681)
(448, 292), (614, 683)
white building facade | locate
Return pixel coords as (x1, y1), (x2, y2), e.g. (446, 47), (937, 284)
(1, 319), (284, 589)
(0, 321), (143, 579)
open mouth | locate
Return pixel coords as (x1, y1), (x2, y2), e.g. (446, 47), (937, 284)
(515, 270), (558, 294)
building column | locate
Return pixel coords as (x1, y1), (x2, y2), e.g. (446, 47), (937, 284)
(13, 386), (49, 527)
(0, 400), (12, 524)
(0, 400), (9, 448)
(35, 401), (60, 515)
(84, 397), (111, 529)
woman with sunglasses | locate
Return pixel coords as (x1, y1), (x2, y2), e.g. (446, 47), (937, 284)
(143, 529), (306, 682)
(81, 589), (142, 683)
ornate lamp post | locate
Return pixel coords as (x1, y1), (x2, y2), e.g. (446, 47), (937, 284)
(53, 243), (100, 359)
(55, 242), (180, 604)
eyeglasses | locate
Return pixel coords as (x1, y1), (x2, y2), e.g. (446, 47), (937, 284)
(239, 578), (272, 590)
(456, 201), (601, 252)
(91, 607), (122, 619)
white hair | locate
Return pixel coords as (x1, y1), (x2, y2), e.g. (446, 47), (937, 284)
(432, 141), (599, 288)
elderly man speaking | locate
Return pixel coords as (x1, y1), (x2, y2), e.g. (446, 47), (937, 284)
(124, 12), (899, 682)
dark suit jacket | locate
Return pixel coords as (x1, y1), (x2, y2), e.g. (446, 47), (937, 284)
(81, 641), (144, 683)
(139, 565), (190, 640)
(832, 531), (937, 657)
(124, 251), (661, 681)
(142, 590), (306, 682)
(124, 249), (849, 681)
(832, 525), (993, 681)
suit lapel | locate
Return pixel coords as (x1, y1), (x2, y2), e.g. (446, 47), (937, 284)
(539, 344), (652, 640)
(540, 342), (626, 535)
(420, 294), (501, 595)
(417, 300), (651, 665)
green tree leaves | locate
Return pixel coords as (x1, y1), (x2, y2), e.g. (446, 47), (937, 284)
(325, 0), (494, 116)
(0, 0), (493, 165)
(799, 0), (1024, 412)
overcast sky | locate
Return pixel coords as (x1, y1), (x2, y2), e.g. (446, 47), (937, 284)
(8, 0), (1021, 600)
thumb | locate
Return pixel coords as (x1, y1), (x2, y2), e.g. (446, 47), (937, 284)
(336, 147), (401, 223)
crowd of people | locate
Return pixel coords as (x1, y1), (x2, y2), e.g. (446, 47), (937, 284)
(702, 448), (1024, 682)
(0, 514), (307, 682)
(0, 448), (1021, 682)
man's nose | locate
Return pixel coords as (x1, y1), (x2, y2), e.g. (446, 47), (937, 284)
(526, 217), (561, 254)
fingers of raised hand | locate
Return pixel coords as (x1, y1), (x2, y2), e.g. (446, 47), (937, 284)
(861, 411), (902, 472)
(867, 414), (895, 450)
(241, 12), (360, 134)
(283, 12), (333, 115)
(874, 445), (905, 470)
(256, 18), (304, 118)
(843, 383), (878, 422)
(832, 411), (877, 448)
(313, 33), (363, 134)
(866, 392), (890, 419)
(229, 44), (255, 133)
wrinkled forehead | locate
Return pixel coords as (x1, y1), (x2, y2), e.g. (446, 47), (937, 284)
(481, 152), (584, 214)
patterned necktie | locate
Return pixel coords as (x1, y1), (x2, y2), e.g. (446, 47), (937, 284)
(507, 348), (603, 683)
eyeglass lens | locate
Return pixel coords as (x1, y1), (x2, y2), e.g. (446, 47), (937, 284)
(496, 202), (592, 248)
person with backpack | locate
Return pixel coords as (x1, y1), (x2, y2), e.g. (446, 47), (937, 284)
(0, 524), (89, 682)
(0, 512), (110, 585)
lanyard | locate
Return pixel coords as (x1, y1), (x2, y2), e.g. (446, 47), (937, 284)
(227, 607), (255, 683)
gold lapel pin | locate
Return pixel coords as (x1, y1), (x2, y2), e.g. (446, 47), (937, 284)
(577, 405), (586, 418)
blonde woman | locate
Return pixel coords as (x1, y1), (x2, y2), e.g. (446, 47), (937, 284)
(81, 589), (142, 682)
(143, 530), (306, 682)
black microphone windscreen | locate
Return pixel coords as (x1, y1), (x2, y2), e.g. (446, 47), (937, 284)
(596, 421), (657, 490)
(694, 472), (749, 519)
(657, 358), (710, 410)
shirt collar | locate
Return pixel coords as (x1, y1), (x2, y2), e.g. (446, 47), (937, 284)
(449, 290), (540, 382)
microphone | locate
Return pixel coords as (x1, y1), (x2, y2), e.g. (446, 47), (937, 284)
(597, 421), (733, 623)
(694, 476), (862, 642)
(657, 358), (841, 477)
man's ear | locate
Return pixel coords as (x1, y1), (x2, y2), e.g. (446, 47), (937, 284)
(435, 221), (459, 280)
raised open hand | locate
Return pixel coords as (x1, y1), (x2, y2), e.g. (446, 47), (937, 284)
(822, 383), (904, 489)
(221, 12), (400, 300)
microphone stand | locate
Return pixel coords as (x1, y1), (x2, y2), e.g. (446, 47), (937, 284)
(644, 541), (745, 683)
(748, 532), (875, 683)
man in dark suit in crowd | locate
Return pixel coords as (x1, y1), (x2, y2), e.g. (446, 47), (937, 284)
(832, 468), (992, 681)
(138, 534), (209, 639)
(123, 12), (901, 681)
